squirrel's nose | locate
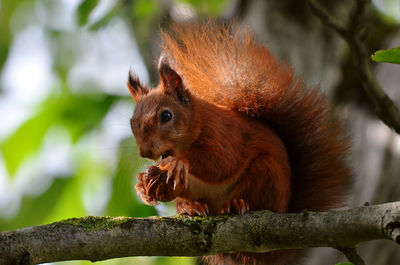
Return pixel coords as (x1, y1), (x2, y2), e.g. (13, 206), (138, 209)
(139, 148), (153, 159)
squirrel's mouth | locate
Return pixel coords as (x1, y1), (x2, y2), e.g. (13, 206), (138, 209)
(161, 150), (172, 160)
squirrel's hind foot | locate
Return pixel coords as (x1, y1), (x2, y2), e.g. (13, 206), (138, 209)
(176, 198), (209, 216)
(220, 198), (250, 215)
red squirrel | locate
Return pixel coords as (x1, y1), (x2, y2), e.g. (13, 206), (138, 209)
(127, 21), (351, 265)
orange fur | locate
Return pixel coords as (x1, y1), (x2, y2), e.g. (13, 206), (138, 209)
(129, 20), (351, 265)
(159, 20), (351, 212)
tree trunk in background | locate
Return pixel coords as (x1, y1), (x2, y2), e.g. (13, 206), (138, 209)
(354, 32), (400, 265)
(242, 0), (345, 94)
(238, 0), (400, 264)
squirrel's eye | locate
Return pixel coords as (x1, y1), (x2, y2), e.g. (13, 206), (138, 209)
(160, 110), (172, 123)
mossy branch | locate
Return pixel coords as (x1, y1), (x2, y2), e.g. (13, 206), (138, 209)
(1, 202), (400, 265)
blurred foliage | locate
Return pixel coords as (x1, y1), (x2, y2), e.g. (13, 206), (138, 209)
(177, 0), (229, 16)
(373, 0), (400, 24)
(1, 90), (117, 177)
(0, 0), (228, 264)
(77, 0), (100, 26)
(0, 0), (24, 71)
(371, 47), (400, 64)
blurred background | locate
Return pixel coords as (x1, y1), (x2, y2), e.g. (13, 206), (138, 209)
(1, 0), (400, 265)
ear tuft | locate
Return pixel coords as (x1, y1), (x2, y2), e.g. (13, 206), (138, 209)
(127, 70), (148, 102)
(158, 57), (190, 106)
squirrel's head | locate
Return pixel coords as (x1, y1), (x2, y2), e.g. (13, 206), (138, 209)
(127, 58), (195, 161)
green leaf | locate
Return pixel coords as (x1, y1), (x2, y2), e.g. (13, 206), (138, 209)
(55, 93), (116, 142)
(175, 0), (229, 16)
(335, 263), (354, 265)
(0, 0), (27, 70)
(89, 5), (119, 31)
(1, 113), (54, 177)
(155, 257), (196, 265)
(0, 177), (71, 231)
(41, 172), (87, 225)
(371, 47), (400, 64)
(132, 0), (159, 19)
(106, 138), (157, 217)
(77, 0), (100, 26)
(0, 92), (115, 177)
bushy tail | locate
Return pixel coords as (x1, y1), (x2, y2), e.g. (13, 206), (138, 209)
(160, 20), (351, 212)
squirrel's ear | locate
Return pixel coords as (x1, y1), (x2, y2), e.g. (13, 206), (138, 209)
(127, 70), (148, 102)
(158, 57), (190, 106)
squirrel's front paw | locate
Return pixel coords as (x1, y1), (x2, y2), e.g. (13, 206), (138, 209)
(135, 173), (158, 206)
(135, 170), (160, 206)
(220, 198), (250, 215)
(135, 165), (184, 205)
(159, 156), (189, 191)
(176, 199), (209, 216)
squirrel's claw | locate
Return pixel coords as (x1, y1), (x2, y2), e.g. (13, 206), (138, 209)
(159, 156), (189, 192)
(135, 176), (159, 206)
(139, 193), (159, 206)
(167, 161), (177, 184)
(178, 200), (209, 216)
(159, 156), (176, 184)
(220, 198), (249, 215)
(146, 177), (158, 191)
(173, 160), (185, 190)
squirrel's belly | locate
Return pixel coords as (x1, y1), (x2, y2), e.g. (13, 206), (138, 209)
(185, 174), (235, 214)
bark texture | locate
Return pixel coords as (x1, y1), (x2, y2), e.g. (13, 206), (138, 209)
(1, 202), (400, 265)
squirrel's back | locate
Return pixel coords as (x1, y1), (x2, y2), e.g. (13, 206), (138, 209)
(160, 20), (351, 213)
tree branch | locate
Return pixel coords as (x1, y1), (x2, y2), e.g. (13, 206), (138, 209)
(306, 0), (400, 134)
(1, 202), (400, 265)
(337, 247), (366, 265)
